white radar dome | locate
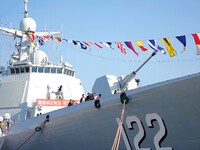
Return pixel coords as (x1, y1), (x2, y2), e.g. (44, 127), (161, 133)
(30, 50), (48, 65)
(20, 17), (36, 32)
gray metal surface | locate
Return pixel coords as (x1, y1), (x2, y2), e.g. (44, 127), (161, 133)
(2, 72), (200, 150)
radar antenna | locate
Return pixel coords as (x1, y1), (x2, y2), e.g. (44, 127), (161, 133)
(24, 0), (28, 18)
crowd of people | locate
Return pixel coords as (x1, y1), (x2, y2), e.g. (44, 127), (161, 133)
(67, 92), (102, 107)
(80, 92), (101, 103)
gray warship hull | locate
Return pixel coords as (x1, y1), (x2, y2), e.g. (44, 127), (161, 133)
(1, 72), (200, 150)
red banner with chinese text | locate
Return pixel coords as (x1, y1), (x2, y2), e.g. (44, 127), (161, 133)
(36, 99), (78, 106)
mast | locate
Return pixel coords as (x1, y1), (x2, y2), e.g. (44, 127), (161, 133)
(24, 0), (28, 18)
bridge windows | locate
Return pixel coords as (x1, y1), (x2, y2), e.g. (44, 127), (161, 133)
(25, 67), (30, 73)
(21, 67), (25, 73)
(44, 67), (50, 73)
(32, 67), (37, 72)
(10, 68), (15, 74)
(9, 66), (74, 77)
(38, 67), (44, 73)
(51, 68), (56, 74)
(64, 68), (68, 75)
(16, 68), (20, 74)
(57, 68), (62, 74)
(10, 67), (30, 74)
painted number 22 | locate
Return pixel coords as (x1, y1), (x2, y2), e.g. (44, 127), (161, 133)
(125, 113), (173, 150)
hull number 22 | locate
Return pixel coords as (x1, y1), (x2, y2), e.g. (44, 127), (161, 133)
(118, 113), (173, 150)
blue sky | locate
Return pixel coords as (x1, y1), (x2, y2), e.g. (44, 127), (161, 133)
(0, 0), (200, 93)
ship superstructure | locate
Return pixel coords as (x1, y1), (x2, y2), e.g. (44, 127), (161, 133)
(0, 0), (84, 122)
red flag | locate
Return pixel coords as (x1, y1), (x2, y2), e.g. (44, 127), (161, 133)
(115, 42), (127, 54)
(43, 35), (51, 41)
(192, 33), (200, 55)
(54, 37), (61, 42)
(135, 40), (149, 52)
(124, 41), (139, 56)
(13, 31), (17, 40)
(90, 42), (103, 49)
(82, 41), (90, 47)
(26, 31), (35, 42)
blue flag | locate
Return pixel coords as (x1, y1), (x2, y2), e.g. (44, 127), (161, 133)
(38, 36), (44, 46)
(176, 35), (186, 53)
(147, 39), (166, 54)
(78, 41), (87, 50)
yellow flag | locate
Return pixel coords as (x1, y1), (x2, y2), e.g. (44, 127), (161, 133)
(161, 38), (176, 57)
(135, 40), (150, 52)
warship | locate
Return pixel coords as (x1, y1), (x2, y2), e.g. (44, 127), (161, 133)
(0, 0), (200, 149)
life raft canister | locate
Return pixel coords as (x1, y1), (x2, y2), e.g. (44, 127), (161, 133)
(94, 99), (101, 109)
(120, 92), (129, 104)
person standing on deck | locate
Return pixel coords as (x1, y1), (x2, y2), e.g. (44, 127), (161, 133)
(80, 94), (85, 103)
(68, 99), (73, 106)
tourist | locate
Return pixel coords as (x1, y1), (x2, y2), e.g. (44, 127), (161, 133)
(97, 94), (102, 99)
(85, 93), (91, 102)
(68, 99), (73, 106)
(80, 94), (85, 103)
(90, 93), (94, 100)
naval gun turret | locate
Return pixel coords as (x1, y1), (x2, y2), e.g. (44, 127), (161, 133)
(92, 51), (157, 97)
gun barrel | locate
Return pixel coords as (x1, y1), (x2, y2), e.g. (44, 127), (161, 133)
(135, 51), (157, 73)
(120, 51), (157, 91)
